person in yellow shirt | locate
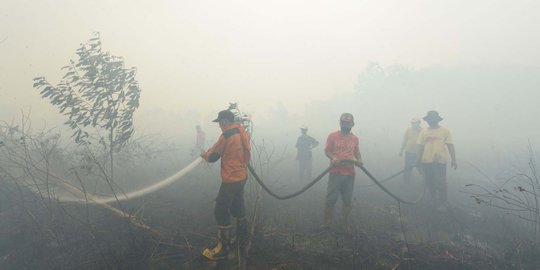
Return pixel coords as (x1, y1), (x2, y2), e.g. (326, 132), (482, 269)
(416, 111), (457, 209)
(399, 117), (422, 182)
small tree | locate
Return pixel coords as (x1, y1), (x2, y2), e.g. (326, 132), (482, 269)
(33, 32), (141, 182)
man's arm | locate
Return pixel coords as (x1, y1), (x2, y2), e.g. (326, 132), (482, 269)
(201, 136), (225, 162)
(354, 150), (363, 167)
(415, 130), (424, 164)
(324, 134), (333, 159)
(447, 144), (457, 169)
(325, 134), (341, 166)
(325, 147), (341, 166)
(400, 130), (408, 156)
(325, 149), (333, 160)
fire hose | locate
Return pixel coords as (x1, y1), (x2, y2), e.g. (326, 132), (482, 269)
(26, 156), (422, 235)
(248, 163), (425, 205)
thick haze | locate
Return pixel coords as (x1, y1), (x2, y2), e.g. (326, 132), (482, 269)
(1, 0), (540, 146)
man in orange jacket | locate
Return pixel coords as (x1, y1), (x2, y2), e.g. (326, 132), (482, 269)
(201, 110), (251, 260)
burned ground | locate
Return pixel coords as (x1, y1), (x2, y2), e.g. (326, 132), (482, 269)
(1, 157), (539, 270)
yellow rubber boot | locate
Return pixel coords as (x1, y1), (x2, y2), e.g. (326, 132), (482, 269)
(202, 225), (232, 260)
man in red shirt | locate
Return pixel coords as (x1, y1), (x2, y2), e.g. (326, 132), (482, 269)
(200, 110), (251, 260)
(321, 113), (362, 232)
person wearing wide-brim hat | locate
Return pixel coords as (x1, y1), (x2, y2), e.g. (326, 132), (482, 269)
(423, 110), (444, 122)
(416, 110), (457, 210)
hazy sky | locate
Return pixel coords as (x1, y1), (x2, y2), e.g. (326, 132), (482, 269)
(1, 0), (539, 132)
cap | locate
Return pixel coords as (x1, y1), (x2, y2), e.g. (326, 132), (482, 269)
(300, 125), (308, 130)
(212, 110), (235, 122)
(339, 113), (354, 127)
(410, 117), (420, 123)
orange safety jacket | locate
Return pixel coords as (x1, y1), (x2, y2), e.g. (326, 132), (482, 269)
(202, 124), (251, 183)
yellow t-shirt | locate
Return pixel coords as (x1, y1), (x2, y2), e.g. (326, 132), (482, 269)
(403, 127), (421, 153)
(417, 126), (453, 164)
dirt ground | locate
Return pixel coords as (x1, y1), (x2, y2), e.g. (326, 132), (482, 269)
(1, 162), (539, 270)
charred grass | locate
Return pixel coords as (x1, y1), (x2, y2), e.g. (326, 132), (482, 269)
(1, 164), (539, 270)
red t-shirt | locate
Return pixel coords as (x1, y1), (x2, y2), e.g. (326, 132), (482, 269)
(325, 131), (360, 176)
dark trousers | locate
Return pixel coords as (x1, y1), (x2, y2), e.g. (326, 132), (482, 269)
(422, 163), (447, 203)
(214, 180), (247, 226)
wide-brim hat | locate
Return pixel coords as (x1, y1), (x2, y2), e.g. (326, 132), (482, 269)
(423, 110), (443, 122)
